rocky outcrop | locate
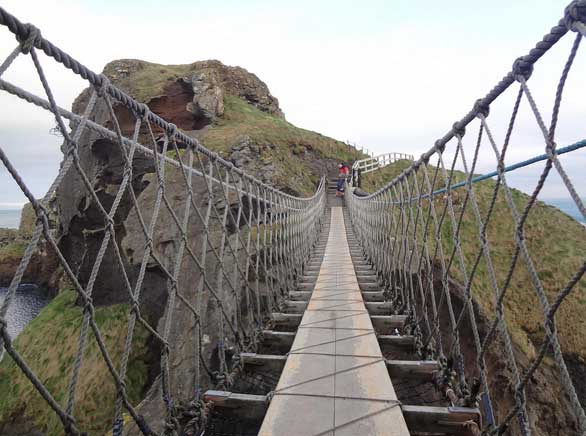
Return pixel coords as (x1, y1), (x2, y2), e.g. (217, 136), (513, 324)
(18, 203), (36, 236)
(0, 208), (60, 291)
(192, 60), (284, 118)
(188, 71), (224, 121)
(103, 59), (283, 124)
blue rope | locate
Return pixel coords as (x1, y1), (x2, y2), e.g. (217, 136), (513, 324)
(421, 139), (586, 199)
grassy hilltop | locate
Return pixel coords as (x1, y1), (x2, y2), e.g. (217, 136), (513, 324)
(361, 160), (586, 364)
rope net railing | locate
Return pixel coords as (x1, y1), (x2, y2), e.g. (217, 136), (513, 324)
(347, 1), (586, 434)
(0, 6), (326, 435)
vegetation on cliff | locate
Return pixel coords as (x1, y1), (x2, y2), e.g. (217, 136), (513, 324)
(102, 59), (363, 196)
(361, 160), (586, 364)
(0, 290), (150, 435)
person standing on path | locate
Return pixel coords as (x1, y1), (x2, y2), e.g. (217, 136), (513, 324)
(336, 163), (349, 197)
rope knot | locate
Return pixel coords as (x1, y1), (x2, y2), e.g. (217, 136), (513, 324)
(434, 139), (446, 153)
(452, 121), (466, 138)
(564, 0), (586, 31)
(82, 298), (94, 315)
(96, 74), (111, 97)
(166, 122), (177, 138)
(130, 302), (140, 316)
(135, 103), (150, 121)
(18, 23), (41, 54)
(512, 56), (534, 81)
(473, 99), (490, 118)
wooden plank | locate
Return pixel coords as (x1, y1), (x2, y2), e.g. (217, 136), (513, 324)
(402, 405), (481, 435)
(262, 330), (295, 348)
(386, 360), (440, 379)
(284, 300), (307, 313)
(302, 270), (320, 277)
(272, 312), (302, 328)
(360, 282), (381, 291)
(361, 291), (385, 302)
(378, 334), (416, 348)
(355, 273), (378, 281)
(371, 314), (407, 330)
(241, 353), (287, 372)
(365, 302), (393, 315)
(298, 283), (316, 291)
(203, 390), (267, 420)
(288, 291), (312, 301)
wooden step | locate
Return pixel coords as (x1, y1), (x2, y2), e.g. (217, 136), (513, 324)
(361, 291), (385, 302)
(360, 282), (381, 291)
(271, 313), (302, 328)
(262, 330), (295, 348)
(288, 291), (312, 301)
(203, 391), (481, 436)
(355, 273), (378, 280)
(203, 390), (267, 420)
(386, 360), (440, 380)
(284, 300), (308, 313)
(371, 314), (407, 331)
(297, 282), (315, 291)
(241, 353), (287, 372)
(377, 334), (415, 348)
(402, 405), (481, 435)
(365, 302), (393, 315)
(303, 270), (320, 276)
(353, 263), (372, 268)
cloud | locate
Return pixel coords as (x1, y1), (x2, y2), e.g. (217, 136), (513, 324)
(0, 0), (584, 203)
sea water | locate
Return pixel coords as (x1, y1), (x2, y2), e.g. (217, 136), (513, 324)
(0, 284), (49, 339)
(0, 209), (21, 229)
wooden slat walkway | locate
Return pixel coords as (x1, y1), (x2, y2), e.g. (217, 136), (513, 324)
(259, 207), (410, 435)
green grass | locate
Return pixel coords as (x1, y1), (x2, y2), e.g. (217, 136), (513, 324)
(0, 241), (26, 259)
(361, 161), (586, 360)
(0, 290), (150, 435)
(201, 95), (362, 195)
(103, 60), (197, 103)
(104, 59), (365, 197)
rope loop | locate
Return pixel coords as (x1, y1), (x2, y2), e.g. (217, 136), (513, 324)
(564, 0), (586, 31)
(434, 139), (446, 154)
(96, 74), (111, 98)
(473, 99), (490, 118)
(512, 56), (534, 81)
(452, 121), (466, 138)
(165, 122), (177, 139)
(18, 23), (41, 54)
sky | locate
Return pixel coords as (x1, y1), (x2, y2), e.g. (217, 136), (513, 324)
(0, 0), (585, 208)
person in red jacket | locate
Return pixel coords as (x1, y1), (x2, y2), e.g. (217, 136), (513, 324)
(336, 163), (349, 197)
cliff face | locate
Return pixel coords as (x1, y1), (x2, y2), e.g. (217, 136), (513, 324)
(0, 60), (361, 434)
(0, 205), (60, 291)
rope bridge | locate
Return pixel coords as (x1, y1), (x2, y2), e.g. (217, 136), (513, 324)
(0, 1), (585, 436)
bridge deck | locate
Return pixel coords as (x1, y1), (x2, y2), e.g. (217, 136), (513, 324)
(259, 207), (410, 435)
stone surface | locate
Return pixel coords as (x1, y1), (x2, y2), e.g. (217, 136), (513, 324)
(188, 71), (225, 121)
